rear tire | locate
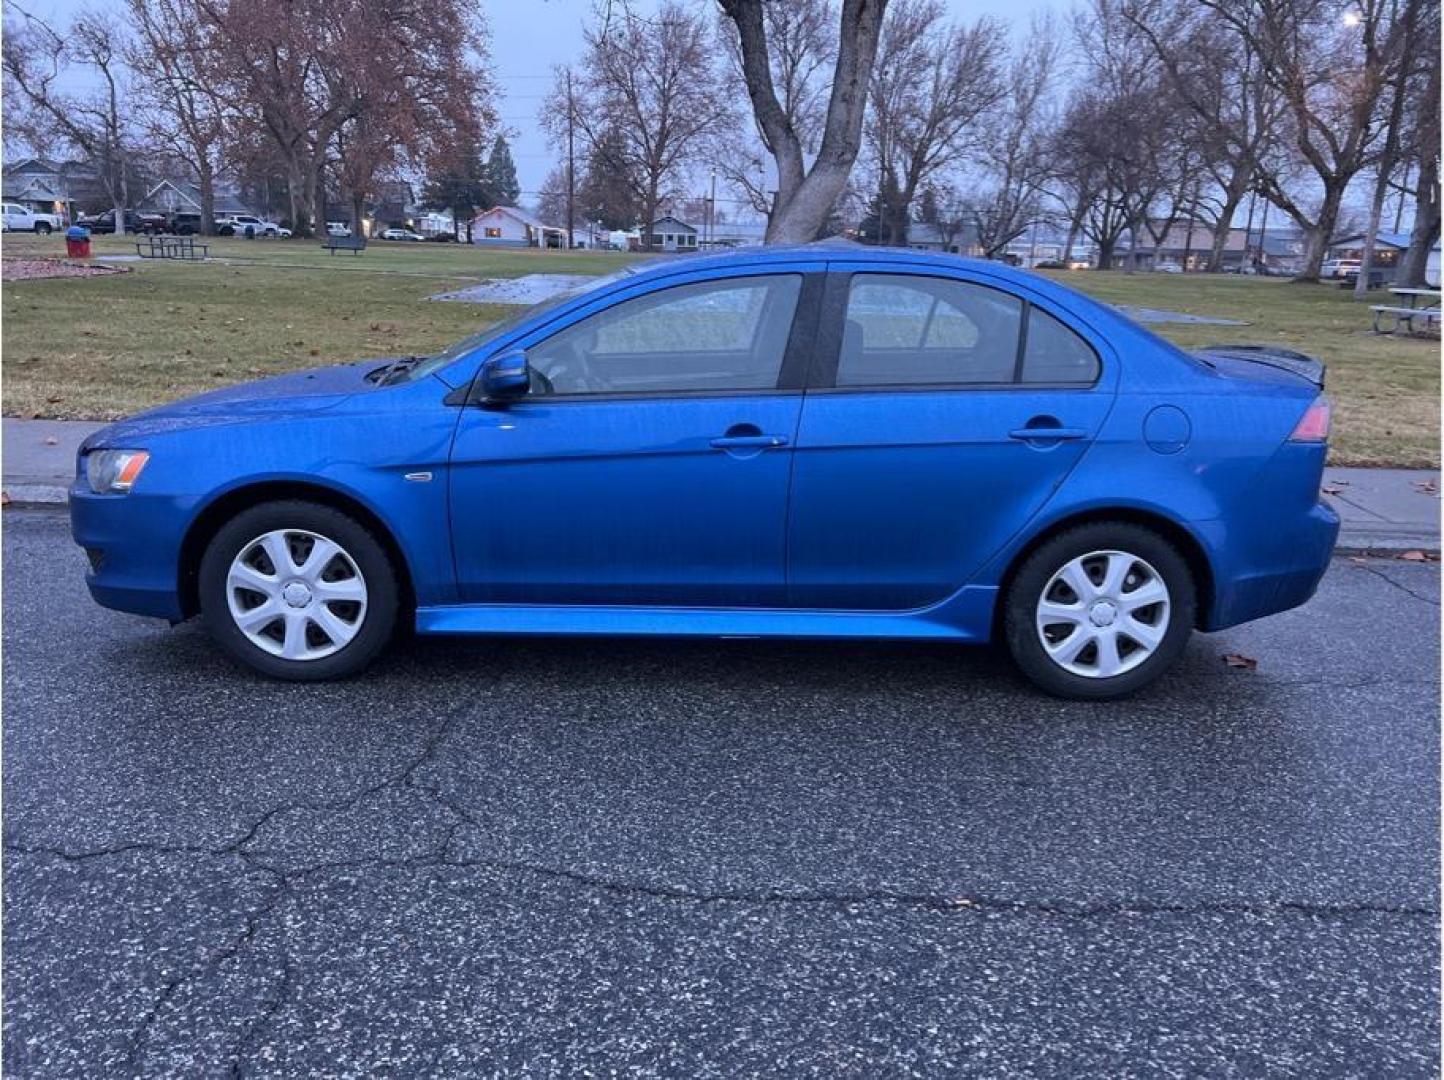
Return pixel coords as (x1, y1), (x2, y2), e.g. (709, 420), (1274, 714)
(34, 222), (51, 235)
(1003, 522), (1196, 700)
(199, 500), (398, 681)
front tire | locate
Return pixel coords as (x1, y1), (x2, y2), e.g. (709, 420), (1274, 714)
(199, 501), (398, 680)
(1003, 522), (1196, 700)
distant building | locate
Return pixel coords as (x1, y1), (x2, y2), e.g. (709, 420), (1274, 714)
(1116, 221), (1305, 274)
(1, 157), (82, 222)
(468, 205), (565, 248)
(705, 220), (767, 248)
(1326, 231), (1413, 282)
(136, 179), (251, 219)
(646, 214), (697, 252)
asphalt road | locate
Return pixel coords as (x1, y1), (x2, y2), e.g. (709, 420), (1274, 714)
(3, 506), (1439, 1077)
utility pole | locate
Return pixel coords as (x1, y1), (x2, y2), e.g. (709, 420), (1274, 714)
(707, 169), (716, 248)
(565, 68), (576, 250)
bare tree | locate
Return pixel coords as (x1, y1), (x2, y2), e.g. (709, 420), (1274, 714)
(559, 1), (729, 250)
(1353, 0), (1434, 294)
(711, 0), (836, 223)
(963, 13), (1061, 258)
(867, 1), (1007, 245)
(1124, 0), (1287, 271)
(126, 0), (228, 234)
(3, 6), (138, 233)
(718, 0), (890, 243)
(1196, 0), (1415, 281)
(1058, 0), (1179, 270)
(1396, 6), (1440, 285)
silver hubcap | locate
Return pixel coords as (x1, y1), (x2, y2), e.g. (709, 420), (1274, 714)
(1035, 550), (1171, 679)
(226, 529), (367, 661)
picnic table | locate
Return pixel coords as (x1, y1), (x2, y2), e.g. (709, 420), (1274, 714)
(135, 235), (208, 261)
(1371, 286), (1441, 334)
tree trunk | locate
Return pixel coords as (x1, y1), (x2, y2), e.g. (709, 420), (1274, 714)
(198, 161), (216, 237)
(1295, 183), (1345, 282)
(1398, 161), (1439, 286)
(1096, 236), (1115, 269)
(1209, 169), (1251, 273)
(1353, 172), (1390, 298)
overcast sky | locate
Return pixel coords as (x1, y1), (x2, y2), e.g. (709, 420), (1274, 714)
(16, 0), (1067, 209)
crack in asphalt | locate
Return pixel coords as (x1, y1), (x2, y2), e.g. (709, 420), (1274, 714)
(6, 643), (1439, 1072)
(1352, 562), (1441, 607)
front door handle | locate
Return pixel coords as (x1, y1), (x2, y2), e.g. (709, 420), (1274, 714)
(710, 434), (789, 449)
(1009, 426), (1087, 443)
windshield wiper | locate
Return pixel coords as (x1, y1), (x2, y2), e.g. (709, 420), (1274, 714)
(367, 354), (429, 385)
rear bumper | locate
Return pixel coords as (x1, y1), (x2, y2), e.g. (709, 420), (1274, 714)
(69, 484), (195, 621)
(1202, 500), (1340, 631)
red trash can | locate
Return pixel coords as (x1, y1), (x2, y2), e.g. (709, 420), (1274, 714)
(65, 225), (91, 258)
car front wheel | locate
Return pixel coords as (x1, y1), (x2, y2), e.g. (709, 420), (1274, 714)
(1003, 522), (1195, 700)
(199, 501), (398, 680)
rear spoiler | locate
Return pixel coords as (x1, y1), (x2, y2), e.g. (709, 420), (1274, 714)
(1194, 344), (1326, 388)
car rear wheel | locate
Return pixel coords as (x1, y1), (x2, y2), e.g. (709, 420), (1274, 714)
(1003, 522), (1195, 700)
(34, 222), (51, 234)
(199, 501), (398, 680)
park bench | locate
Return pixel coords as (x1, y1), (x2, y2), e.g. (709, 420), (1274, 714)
(135, 235), (208, 261)
(1371, 286), (1441, 335)
(321, 233), (367, 255)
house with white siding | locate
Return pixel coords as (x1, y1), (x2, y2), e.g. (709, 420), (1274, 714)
(468, 205), (565, 248)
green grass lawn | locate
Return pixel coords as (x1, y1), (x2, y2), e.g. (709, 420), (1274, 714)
(2, 233), (641, 421)
(2, 234), (1437, 465)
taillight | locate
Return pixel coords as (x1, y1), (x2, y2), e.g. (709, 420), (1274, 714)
(1290, 397), (1331, 442)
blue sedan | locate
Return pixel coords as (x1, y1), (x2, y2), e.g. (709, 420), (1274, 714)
(71, 246), (1338, 698)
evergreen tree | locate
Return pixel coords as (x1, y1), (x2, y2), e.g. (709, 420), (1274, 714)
(422, 138), (489, 241)
(483, 135), (520, 207)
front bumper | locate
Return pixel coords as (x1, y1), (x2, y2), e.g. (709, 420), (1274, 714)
(69, 483), (198, 621)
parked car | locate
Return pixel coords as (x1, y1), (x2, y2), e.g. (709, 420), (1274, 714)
(1320, 258), (1362, 280)
(80, 209), (167, 234)
(380, 227), (425, 241)
(1155, 262), (1184, 274)
(1, 202), (63, 234)
(325, 221), (353, 238)
(214, 214), (285, 238)
(69, 246), (1338, 698)
(169, 212), (203, 235)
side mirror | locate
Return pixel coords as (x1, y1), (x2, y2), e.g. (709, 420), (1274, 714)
(478, 350), (531, 405)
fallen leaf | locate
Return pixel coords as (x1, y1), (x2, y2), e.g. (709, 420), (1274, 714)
(1222, 652), (1258, 670)
(45, 395), (63, 404)
(1397, 550), (1438, 562)
(1, 491), (10, 506)
(947, 897), (978, 908)
(43, 436), (57, 445)
(1322, 484), (1345, 495)
(1348, 556), (1368, 565)
(1413, 480), (1438, 494)
(309, 348), (320, 356)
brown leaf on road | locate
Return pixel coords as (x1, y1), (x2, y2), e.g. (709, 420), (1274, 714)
(1397, 550), (1439, 562)
(42, 436), (58, 445)
(1222, 653), (1258, 670)
(1321, 484), (1345, 495)
(1, 491), (11, 506)
(1412, 479), (1438, 495)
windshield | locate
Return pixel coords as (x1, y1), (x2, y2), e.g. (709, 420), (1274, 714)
(404, 267), (641, 383)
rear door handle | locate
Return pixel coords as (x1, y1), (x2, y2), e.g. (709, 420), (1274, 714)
(710, 434), (789, 449)
(1009, 427), (1087, 442)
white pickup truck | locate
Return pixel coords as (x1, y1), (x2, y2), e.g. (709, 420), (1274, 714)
(2, 202), (63, 234)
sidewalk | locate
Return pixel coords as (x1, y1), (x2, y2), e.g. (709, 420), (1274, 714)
(3, 418), (1439, 552)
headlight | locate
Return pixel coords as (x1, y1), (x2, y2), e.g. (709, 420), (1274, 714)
(86, 449), (150, 493)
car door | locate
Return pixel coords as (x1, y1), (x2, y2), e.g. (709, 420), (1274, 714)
(2, 204), (24, 230)
(448, 267), (821, 607)
(787, 266), (1118, 610)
